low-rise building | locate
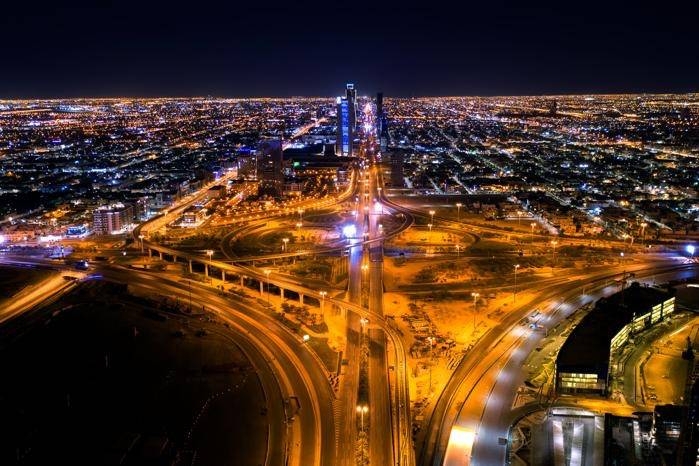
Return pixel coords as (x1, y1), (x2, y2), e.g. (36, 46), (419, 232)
(556, 283), (675, 396)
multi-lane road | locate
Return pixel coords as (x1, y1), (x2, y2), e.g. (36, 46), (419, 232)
(4, 139), (696, 466)
(419, 258), (698, 466)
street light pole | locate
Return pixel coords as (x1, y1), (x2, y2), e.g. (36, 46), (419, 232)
(471, 292), (479, 332)
(513, 264), (520, 303)
(206, 249), (214, 280)
(359, 317), (368, 333)
(319, 290), (327, 317)
(356, 404), (368, 431)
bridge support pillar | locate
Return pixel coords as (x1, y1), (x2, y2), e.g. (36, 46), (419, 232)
(148, 248), (152, 258)
(173, 255), (177, 263)
(159, 251), (163, 260)
(188, 260), (193, 274)
(240, 275), (244, 287)
(299, 293), (304, 305)
(280, 288), (284, 300)
(204, 264), (209, 278)
(221, 270), (226, 283)
(259, 281), (264, 296)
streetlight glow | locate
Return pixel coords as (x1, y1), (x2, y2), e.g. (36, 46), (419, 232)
(356, 404), (369, 432)
(471, 292), (479, 332)
(342, 224), (357, 238)
(319, 290), (327, 315)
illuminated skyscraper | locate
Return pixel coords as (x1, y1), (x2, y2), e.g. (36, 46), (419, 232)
(376, 92), (383, 139)
(335, 83), (356, 156)
(346, 83), (357, 123)
(376, 91), (389, 152)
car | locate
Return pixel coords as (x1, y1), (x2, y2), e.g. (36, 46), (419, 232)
(74, 260), (89, 270)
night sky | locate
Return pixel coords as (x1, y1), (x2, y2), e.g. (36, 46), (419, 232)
(2, 1), (698, 98)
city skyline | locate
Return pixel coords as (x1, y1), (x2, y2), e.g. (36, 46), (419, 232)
(0, 83), (697, 466)
(1, 2), (699, 463)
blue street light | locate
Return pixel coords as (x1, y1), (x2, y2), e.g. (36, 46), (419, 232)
(342, 224), (357, 238)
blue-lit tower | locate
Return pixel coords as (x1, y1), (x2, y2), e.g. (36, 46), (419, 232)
(376, 91), (389, 152)
(335, 83), (356, 156)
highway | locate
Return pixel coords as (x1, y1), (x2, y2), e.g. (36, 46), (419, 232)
(418, 259), (698, 466)
(337, 231), (362, 466)
(468, 265), (698, 466)
(133, 154), (693, 466)
(98, 265), (337, 466)
(364, 164), (395, 466)
(0, 261), (83, 325)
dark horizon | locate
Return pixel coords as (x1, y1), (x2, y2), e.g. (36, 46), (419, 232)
(2, 1), (698, 99)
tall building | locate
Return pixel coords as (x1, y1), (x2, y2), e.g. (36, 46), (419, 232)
(335, 83), (356, 157)
(93, 203), (134, 235)
(257, 139), (284, 196)
(346, 83), (357, 123)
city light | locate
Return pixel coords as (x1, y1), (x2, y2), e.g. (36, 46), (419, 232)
(342, 224), (357, 238)
(2, 77), (698, 466)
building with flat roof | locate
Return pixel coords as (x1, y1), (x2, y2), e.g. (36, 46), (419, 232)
(93, 203), (134, 235)
(556, 283), (675, 396)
